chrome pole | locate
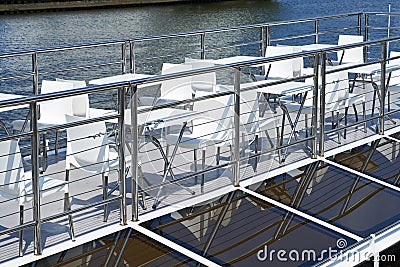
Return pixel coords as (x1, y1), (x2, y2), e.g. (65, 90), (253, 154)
(30, 101), (42, 255)
(122, 41), (127, 74)
(233, 67), (241, 187)
(364, 14), (369, 63)
(379, 41), (387, 135)
(129, 41), (135, 74)
(200, 33), (206, 60)
(311, 54), (319, 159)
(314, 19), (319, 44)
(319, 52), (327, 157)
(266, 25), (271, 47)
(118, 85), (127, 225)
(32, 53), (39, 95)
(130, 84), (139, 221)
(261, 26), (266, 57)
(358, 13), (362, 36)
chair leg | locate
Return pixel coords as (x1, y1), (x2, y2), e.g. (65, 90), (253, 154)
(55, 130), (59, 155)
(64, 193), (75, 241)
(19, 205), (24, 257)
(241, 132), (246, 156)
(201, 149), (206, 194)
(363, 102), (367, 133)
(277, 126), (282, 164)
(353, 103), (359, 122)
(336, 111), (341, 144)
(254, 134), (259, 172)
(193, 149), (198, 184)
(102, 174), (108, 222)
(138, 165), (147, 210)
(344, 106), (348, 139)
(216, 146), (221, 166)
(388, 91), (391, 112)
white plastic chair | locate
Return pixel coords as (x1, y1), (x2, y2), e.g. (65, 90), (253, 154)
(280, 71), (342, 151)
(336, 70), (367, 137)
(165, 91), (233, 192)
(184, 58), (217, 93)
(65, 115), (118, 222)
(0, 139), (74, 256)
(253, 46), (296, 80)
(56, 79), (89, 117)
(331, 35), (364, 66)
(387, 51), (400, 112)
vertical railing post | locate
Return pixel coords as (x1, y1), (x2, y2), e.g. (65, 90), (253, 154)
(319, 52), (327, 157)
(122, 41), (127, 74)
(311, 54), (319, 159)
(357, 13), (362, 36)
(32, 53), (39, 95)
(379, 41), (387, 135)
(314, 19), (319, 44)
(129, 41), (135, 74)
(30, 100), (42, 255)
(233, 67), (241, 187)
(130, 83), (139, 221)
(260, 26), (266, 57)
(364, 14), (369, 63)
(200, 33), (206, 59)
(31, 52), (42, 254)
(118, 85), (127, 225)
(266, 25), (271, 47)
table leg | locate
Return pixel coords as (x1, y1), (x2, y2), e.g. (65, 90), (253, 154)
(152, 122), (195, 209)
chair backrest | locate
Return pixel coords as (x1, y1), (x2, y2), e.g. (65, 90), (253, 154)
(240, 89), (260, 133)
(160, 63), (193, 101)
(56, 78), (89, 117)
(264, 46), (295, 79)
(185, 58), (216, 93)
(336, 69), (350, 101)
(323, 71), (341, 112)
(337, 35), (364, 64)
(0, 140), (25, 201)
(40, 80), (74, 124)
(192, 91), (233, 137)
(65, 115), (109, 173)
(389, 51), (400, 86)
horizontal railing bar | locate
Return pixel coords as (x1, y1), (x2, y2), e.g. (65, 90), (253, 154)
(38, 61), (123, 76)
(0, 13), (361, 58)
(42, 195), (121, 223)
(0, 73), (34, 81)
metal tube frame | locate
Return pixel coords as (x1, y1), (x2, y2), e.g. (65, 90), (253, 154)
(319, 52), (327, 157)
(30, 100), (42, 255)
(233, 67), (241, 187)
(200, 33), (206, 59)
(118, 86), (127, 225)
(314, 19), (319, 44)
(130, 84), (139, 221)
(379, 41), (387, 134)
(311, 53), (319, 158)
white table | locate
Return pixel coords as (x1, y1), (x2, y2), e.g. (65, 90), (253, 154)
(301, 43), (336, 51)
(347, 63), (400, 121)
(212, 56), (265, 66)
(0, 93), (28, 134)
(89, 73), (160, 88)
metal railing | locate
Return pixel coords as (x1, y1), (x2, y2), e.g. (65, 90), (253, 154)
(0, 11), (399, 262)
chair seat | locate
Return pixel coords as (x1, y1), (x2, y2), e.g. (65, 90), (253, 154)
(388, 85), (400, 92)
(24, 174), (68, 199)
(344, 93), (365, 107)
(282, 102), (313, 114)
(165, 132), (228, 150)
(12, 119), (67, 132)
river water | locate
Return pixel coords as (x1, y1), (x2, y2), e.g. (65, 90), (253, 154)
(0, 0), (394, 53)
